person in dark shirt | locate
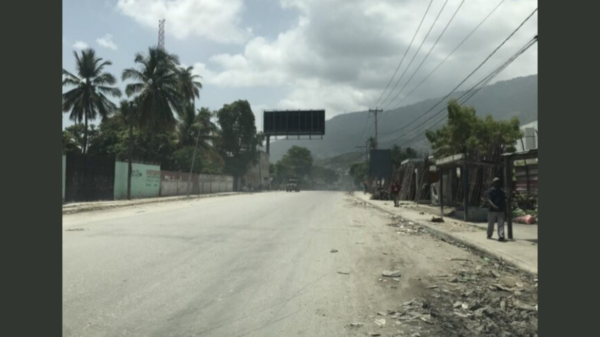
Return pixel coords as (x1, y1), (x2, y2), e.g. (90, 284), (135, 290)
(390, 181), (400, 207)
(487, 177), (507, 241)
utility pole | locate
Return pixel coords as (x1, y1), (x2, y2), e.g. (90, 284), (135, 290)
(187, 127), (201, 197)
(368, 107), (383, 149)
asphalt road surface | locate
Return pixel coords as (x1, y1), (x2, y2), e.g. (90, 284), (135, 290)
(63, 191), (477, 337)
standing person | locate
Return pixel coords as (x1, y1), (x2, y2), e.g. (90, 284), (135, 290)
(486, 177), (507, 241)
(390, 180), (400, 207)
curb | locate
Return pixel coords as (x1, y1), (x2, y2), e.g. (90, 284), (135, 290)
(353, 195), (537, 277)
(62, 192), (255, 215)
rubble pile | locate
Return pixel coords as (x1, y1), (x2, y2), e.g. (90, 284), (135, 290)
(384, 259), (538, 336)
(387, 218), (428, 236)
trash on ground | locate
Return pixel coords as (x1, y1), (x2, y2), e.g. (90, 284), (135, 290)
(349, 322), (363, 328)
(382, 270), (402, 277)
(431, 217), (444, 223)
(514, 215), (536, 224)
(374, 318), (386, 327)
(337, 271), (350, 275)
(330, 249), (338, 253)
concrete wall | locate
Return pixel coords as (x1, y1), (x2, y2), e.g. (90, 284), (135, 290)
(243, 151), (270, 189)
(114, 162), (161, 200)
(198, 174), (234, 194)
(160, 172), (234, 196)
(62, 155), (66, 202)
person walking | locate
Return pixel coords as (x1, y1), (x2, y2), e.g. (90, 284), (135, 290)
(390, 180), (400, 207)
(486, 177), (507, 241)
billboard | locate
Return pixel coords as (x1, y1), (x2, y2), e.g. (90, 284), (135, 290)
(263, 110), (325, 136)
(369, 149), (392, 179)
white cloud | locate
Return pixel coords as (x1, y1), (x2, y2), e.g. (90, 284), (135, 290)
(72, 41), (89, 50)
(116, 0), (250, 44)
(96, 34), (118, 50)
(193, 0), (538, 118)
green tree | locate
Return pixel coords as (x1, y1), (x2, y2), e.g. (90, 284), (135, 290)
(63, 124), (100, 154)
(391, 145), (418, 169)
(121, 46), (183, 131)
(367, 136), (377, 150)
(279, 146), (313, 180)
(177, 66), (203, 104)
(216, 100), (261, 190)
(62, 48), (122, 153)
(119, 100), (140, 200)
(426, 99), (523, 158)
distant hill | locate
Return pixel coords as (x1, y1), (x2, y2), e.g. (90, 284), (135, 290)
(268, 74), (537, 162)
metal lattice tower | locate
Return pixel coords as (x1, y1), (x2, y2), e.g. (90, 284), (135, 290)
(158, 19), (165, 49)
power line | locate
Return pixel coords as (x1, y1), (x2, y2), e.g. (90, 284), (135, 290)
(374, 0), (434, 109)
(387, 0), (506, 112)
(399, 37), (537, 144)
(382, 0), (465, 112)
(379, 0), (450, 110)
(379, 7), (537, 138)
(394, 37), (537, 147)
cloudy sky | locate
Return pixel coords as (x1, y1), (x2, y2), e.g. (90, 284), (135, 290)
(62, 0), (537, 130)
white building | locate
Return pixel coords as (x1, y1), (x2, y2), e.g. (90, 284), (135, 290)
(515, 120), (538, 152)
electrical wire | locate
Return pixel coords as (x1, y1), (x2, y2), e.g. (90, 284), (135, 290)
(386, 0), (506, 113)
(393, 36), (537, 147)
(373, 0), (435, 109)
(379, 8), (537, 138)
(381, 0), (465, 112)
(379, 0), (450, 110)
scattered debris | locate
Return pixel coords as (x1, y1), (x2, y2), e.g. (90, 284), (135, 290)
(374, 318), (386, 327)
(65, 228), (85, 231)
(377, 312), (387, 316)
(515, 282), (524, 288)
(369, 333), (381, 337)
(393, 278), (401, 282)
(382, 270), (402, 277)
(493, 284), (514, 292)
(337, 271), (350, 275)
(419, 212), (425, 215)
(349, 322), (364, 328)
(330, 249), (338, 253)
(431, 217), (445, 223)
(427, 285), (439, 289)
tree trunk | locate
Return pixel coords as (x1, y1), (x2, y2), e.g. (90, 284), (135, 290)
(127, 123), (133, 200)
(83, 113), (88, 154)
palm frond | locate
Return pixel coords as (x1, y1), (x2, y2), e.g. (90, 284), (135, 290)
(93, 72), (117, 86)
(97, 86), (122, 97)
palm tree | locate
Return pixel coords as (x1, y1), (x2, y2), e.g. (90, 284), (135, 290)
(118, 99), (139, 200)
(62, 48), (122, 153)
(121, 46), (183, 130)
(177, 66), (203, 104)
(177, 105), (220, 152)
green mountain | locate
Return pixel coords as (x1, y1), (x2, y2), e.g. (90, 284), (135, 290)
(268, 74), (537, 162)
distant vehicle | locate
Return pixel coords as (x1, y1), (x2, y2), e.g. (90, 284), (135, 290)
(286, 179), (300, 192)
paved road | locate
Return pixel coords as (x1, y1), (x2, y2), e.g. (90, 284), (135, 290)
(63, 191), (468, 337)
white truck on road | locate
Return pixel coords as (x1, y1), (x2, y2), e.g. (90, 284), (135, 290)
(286, 179), (299, 192)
